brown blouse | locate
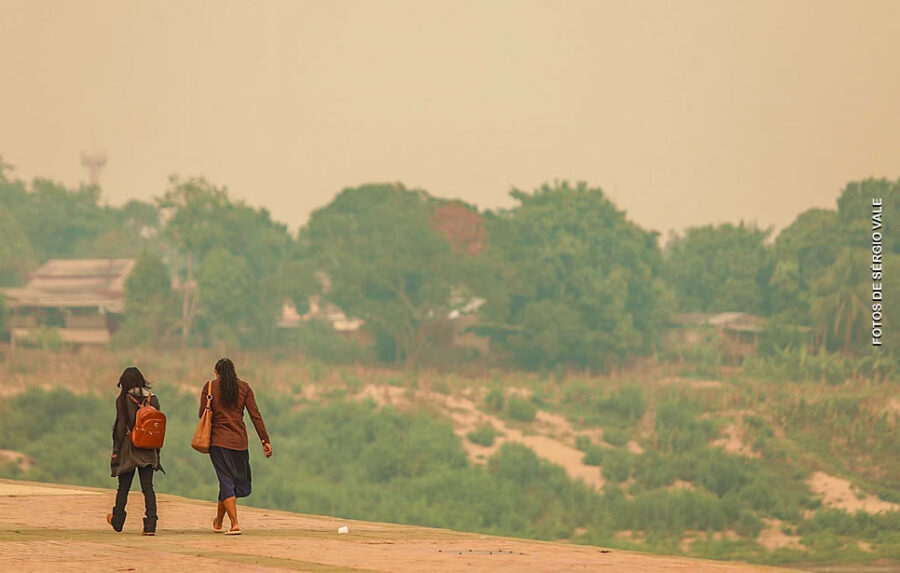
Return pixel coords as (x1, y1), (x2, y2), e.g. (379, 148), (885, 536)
(198, 378), (270, 451)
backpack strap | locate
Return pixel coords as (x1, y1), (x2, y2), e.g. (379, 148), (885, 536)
(127, 392), (153, 407)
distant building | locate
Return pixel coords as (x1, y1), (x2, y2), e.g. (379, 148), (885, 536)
(278, 295), (364, 332)
(665, 312), (766, 364)
(3, 258), (134, 346)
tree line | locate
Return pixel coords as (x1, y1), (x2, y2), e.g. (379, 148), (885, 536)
(1, 159), (898, 368)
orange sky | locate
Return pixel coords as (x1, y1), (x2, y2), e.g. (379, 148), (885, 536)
(1, 0), (898, 237)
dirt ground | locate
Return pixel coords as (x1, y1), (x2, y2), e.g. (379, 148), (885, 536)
(0, 479), (796, 573)
(807, 472), (900, 514)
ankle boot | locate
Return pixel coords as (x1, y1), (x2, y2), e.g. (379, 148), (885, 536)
(142, 516), (157, 535)
(110, 509), (126, 532)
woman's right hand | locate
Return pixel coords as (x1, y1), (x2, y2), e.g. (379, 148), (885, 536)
(263, 442), (273, 458)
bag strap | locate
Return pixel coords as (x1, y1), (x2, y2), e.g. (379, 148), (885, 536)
(127, 392), (153, 407)
(205, 380), (214, 411)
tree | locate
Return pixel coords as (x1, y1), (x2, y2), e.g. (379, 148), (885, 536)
(15, 178), (114, 260)
(195, 247), (253, 350)
(836, 178), (900, 253)
(0, 292), (7, 339)
(810, 248), (895, 354)
(116, 252), (178, 346)
(157, 177), (230, 344)
(664, 223), (770, 314)
(0, 208), (36, 286)
(305, 183), (467, 364)
(157, 176), (290, 345)
(483, 181), (672, 370)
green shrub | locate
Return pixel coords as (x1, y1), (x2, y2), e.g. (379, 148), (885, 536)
(293, 319), (371, 364)
(486, 388), (505, 412)
(632, 451), (677, 490)
(575, 435), (592, 452)
(507, 396), (537, 422)
(603, 426), (630, 447)
(467, 424), (497, 447)
(736, 511), (764, 537)
(601, 449), (632, 483)
(432, 379), (451, 395)
(583, 445), (605, 466)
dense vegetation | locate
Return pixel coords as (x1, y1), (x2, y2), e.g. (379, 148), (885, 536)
(0, 357), (898, 567)
(2, 159), (899, 367)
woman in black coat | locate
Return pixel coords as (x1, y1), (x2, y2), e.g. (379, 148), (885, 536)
(107, 367), (164, 535)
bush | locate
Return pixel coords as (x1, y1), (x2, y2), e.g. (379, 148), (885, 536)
(486, 388), (504, 412)
(467, 424), (496, 447)
(583, 445), (605, 466)
(507, 396), (537, 422)
(575, 435), (592, 452)
(601, 449), (632, 483)
(603, 427), (630, 447)
(293, 319), (371, 364)
(632, 450), (677, 490)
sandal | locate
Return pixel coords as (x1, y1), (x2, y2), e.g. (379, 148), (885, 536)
(224, 528), (242, 536)
(212, 516), (225, 533)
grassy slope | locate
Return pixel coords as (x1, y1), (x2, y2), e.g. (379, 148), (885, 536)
(0, 347), (898, 567)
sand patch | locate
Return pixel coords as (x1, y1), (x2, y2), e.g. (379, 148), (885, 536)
(807, 472), (900, 514)
(0, 481), (100, 496)
(712, 423), (761, 459)
(667, 479), (695, 492)
(660, 377), (723, 390)
(680, 530), (741, 552)
(756, 519), (803, 551)
(353, 385), (606, 490)
(0, 449), (35, 471)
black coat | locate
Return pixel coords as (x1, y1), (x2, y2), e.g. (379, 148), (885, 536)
(111, 388), (164, 477)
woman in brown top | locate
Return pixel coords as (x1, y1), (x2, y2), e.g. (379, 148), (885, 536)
(200, 358), (272, 535)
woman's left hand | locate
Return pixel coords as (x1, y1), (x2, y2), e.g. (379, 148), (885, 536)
(263, 442), (273, 458)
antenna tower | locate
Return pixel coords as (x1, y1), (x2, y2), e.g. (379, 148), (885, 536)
(81, 151), (107, 187)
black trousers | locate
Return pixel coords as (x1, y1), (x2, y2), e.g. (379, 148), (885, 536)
(111, 465), (157, 532)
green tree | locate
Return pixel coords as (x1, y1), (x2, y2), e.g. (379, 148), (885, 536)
(305, 183), (467, 364)
(195, 247), (253, 349)
(116, 252), (178, 346)
(0, 208), (36, 286)
(0, 292), (7, 338)
(665, 223), (770, 314)
(14, 178), (115, 260)
(483, 181), (672, 370)
(0, 163), (155, 268)
(157, 176), (290, 346)
(810, 248), (889, 354)
(836, 178), (900, 253)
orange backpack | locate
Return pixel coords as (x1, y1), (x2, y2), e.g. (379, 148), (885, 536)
(128, 392), (167, 450)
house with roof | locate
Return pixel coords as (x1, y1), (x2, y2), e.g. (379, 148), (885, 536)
(665, 312), (766, 364)
(3, 258), (135, 346)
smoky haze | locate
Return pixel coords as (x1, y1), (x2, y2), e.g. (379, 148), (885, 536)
(1, 0), (898, 234)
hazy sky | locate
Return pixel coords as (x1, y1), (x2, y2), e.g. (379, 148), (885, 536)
(2, 0), (898, 237)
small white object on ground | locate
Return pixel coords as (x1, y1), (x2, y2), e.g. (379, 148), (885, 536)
(337, 525), (349, 534)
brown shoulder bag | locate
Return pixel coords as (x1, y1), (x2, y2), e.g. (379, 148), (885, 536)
(191, 380), (214, 453)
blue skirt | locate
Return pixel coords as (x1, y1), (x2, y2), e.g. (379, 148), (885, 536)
(209, 446), (252, 501)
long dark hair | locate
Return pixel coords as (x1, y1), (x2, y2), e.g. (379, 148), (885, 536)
(215, 358), (239, 406)
(115, 366), (150, 427)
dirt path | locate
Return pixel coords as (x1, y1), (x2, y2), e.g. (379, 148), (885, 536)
(0, 479), (795, 573)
